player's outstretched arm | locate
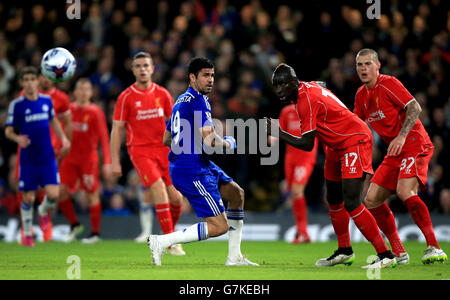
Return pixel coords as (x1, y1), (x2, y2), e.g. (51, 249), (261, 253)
(201, 125), (234, 149)
(265, 117), (315, 152)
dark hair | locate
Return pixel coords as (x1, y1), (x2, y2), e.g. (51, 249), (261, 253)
(132, 51), (152, 63)
(188, 57), (214, 78)
(19, 66), (39, 80)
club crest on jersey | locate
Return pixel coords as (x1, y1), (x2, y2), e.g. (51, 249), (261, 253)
(42, 104), (49, 112)
(155, 97), (160, 107)
(136, 101), (142, 108)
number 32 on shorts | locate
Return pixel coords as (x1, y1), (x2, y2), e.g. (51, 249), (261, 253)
(400, 157), (415, 173)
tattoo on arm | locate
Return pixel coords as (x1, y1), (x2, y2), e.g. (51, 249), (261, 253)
(399, 100), (421, 137)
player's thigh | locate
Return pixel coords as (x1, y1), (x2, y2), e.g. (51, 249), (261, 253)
(340, 142), (373, 180)
(171, 170), (225, 218)
(39, 159), (61, 193)
(325, 179), (343, 205)
(397, 146), (433, 197)
(79, 160), (100, 193)
(365, 182), (394, 208)
(372, 156), (400, 192)
(166, 184), (183, 205)
(324, 147), (342, 182)
(59, 159), (80, 195)
(129, 151), (162, 188)
(18, 164), (39, 193)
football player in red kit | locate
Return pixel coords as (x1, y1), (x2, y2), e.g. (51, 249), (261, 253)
(267, 63), (396, 268)
(111, 52), (184, 255)
(58, 78), (112, 243)
(354, 48), (447, 264)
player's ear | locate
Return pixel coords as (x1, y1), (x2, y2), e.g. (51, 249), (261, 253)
(189, 73), (196, 84)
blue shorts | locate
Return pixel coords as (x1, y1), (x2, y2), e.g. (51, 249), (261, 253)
(19, 159), (60, 191)
(170, 161), (232, 218)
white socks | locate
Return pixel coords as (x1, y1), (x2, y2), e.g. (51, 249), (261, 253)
(38, 196), (56, 216)
(226, 210), (244, 259)
(158, 222), (208, 249)
(21, 202), (33, 236)
(139, 202), (153, 235)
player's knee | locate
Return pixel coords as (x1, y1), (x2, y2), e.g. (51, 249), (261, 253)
(396, 186), (415, 202)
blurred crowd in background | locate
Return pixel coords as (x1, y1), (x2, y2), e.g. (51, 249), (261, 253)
(0, 0), (448, 217)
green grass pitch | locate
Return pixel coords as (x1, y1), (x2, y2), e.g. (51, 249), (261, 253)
(0, 240), (448, 280)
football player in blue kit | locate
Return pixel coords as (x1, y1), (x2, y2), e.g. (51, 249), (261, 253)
(5, 66), (70, 247)
(146, 57), (258, 266)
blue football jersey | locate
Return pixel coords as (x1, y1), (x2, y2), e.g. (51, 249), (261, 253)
(6, 94), (56, 165)
(166, 86), (214, 168)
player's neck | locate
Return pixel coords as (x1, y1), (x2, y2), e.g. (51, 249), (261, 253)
(365, 74), (380, 89)
(77, 99), (90, 107)
(24, 90), (39, 101)
(134, 80), (153, 91)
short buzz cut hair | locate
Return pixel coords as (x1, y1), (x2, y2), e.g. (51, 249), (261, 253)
(356, 48), (379, 63)
(75, 77), (92, 88)
(19, 66), (39, 80)
(132, 51), (153, 64)
(273, 63), (297, 78)
(188, 57), (214, 78)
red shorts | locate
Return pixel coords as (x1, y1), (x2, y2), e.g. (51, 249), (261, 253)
(128, 145), (171, 188)
(284, 155), (316, 189)
(371, 143), (434, 191)
(324, 142), (374, 181)
(60, 158), (100, 193)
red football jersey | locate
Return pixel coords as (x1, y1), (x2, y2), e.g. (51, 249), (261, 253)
(64, 102), (111, 165)
(296, 81), (372, 150)
(113, 83), (173, 147)
(279, 103), (318, 160)
(354, 74), (432, 145)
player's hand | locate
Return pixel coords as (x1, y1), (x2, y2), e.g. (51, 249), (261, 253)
(387, 135), (406, 156)
(17, 135), (31, 148)
(223, 136), (237, 149)
(112, 162), (122, 177)
(102, 164), (113, 180)
(59, 137), (71, 161)
(264, 117), (279, 137)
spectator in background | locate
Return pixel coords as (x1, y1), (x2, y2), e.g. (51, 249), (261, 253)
(104, 193), (131, 217)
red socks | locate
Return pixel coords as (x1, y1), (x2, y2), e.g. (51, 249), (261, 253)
(59, 198), (79, 226)
(350, 204), (389, 254)
(89, 202), (102, 235)
(404, 195), (439, 248)
(328, 203), (351, 248)
(170, 202), (182, 227)
(293, 196), (309, 237)
(155, 203), (174, 234)
(369, 203), (406, 256)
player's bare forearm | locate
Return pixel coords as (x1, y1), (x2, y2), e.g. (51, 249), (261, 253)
(62, 114), (72, 141)
(110, 122), (124, 176)
(163, 130), (172, 147)
(279, 130), (315, 152)
(398, 100), (421, 138)
(5, 126), (30, 148)
(202, 126), (230, 148)
(50, 117), (68, 142)
(387, 100), (421, 156)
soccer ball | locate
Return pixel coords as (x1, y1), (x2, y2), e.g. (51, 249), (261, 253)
(40, 47), (76, 82)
